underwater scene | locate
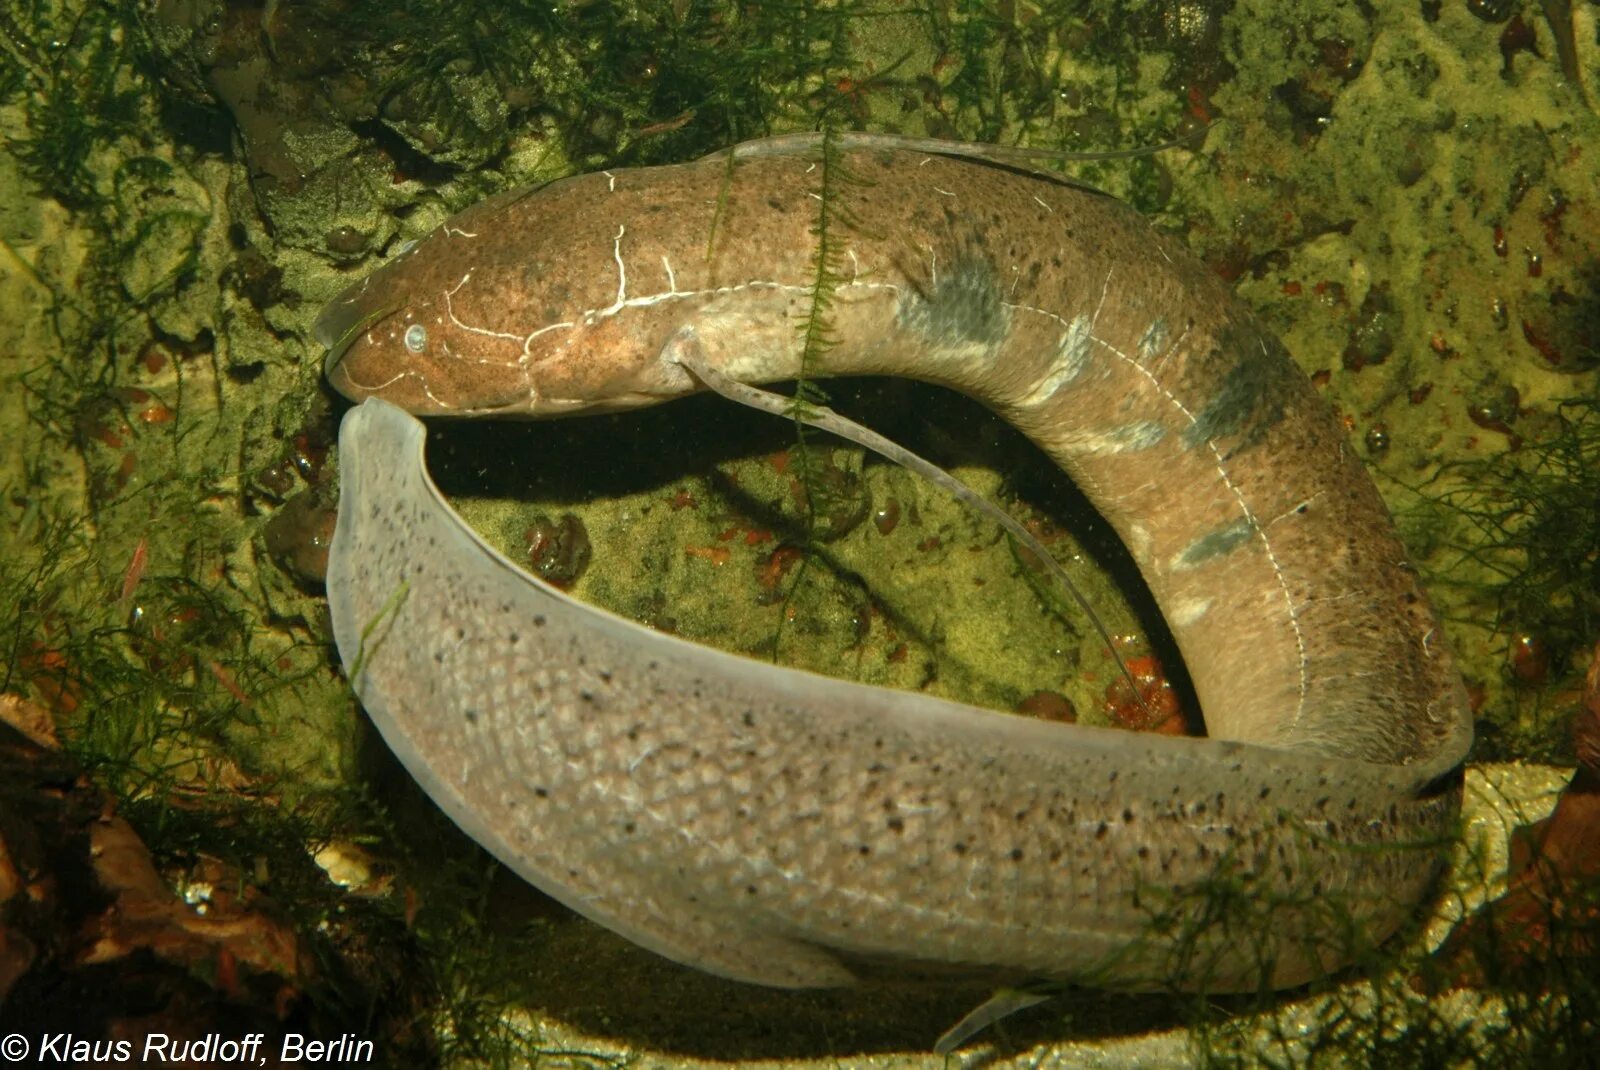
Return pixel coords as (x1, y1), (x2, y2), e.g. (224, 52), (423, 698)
(1, 0), (1597, 1066)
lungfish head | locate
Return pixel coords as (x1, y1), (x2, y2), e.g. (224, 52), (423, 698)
(315, 224), (549, 416)
(315, 181), (704, 418)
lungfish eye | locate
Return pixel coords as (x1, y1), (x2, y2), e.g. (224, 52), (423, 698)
(404, 323), (427, 353)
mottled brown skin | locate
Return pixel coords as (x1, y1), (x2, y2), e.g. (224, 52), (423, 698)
(319, 134), (1472, 991)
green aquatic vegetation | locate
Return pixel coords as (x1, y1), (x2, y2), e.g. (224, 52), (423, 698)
(788, 123), (865, 526)
(0, 513), (589, 1063)
(7, 21), (204, 473)
(328, 0), (882, 166)
(1173, 820), (1597, 1069)
(915, 0), (1196, 211)
(1413, 396), (1600, 748)
(5, 3), (142, 211)
(1484, 399), (1600, 658)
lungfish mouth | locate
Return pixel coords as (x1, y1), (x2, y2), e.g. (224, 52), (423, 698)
(316, 236), (428, 365)
(314, 277), (405, 380)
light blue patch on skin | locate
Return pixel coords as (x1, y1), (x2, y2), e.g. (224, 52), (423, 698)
(1098, 420), (1165, 451)
(1138, 318), (1168, 361)
(1060, 419), (1166, 455)
(895, 256), (1010, 349)
(1018, 315), (1094, 406)
(1171, 517), (1256, 571)
(404, 323), (427, 353)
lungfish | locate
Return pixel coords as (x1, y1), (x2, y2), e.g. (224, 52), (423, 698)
(314, 133), (1471, 991)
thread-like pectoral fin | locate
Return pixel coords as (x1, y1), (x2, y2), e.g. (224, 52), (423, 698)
(661, 326), (1152, 717)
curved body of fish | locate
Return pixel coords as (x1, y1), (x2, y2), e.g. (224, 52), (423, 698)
(317, 133), (1471, 991)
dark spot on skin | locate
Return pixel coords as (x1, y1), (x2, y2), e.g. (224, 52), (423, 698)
(1182, 315), (1299, 452)
(1176, 518), (1256, 570)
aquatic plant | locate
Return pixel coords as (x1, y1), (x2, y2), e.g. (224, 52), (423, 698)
(1411, 396), (1600, 762)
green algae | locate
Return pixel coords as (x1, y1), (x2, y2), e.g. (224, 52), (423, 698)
(2, 0), (1599, 1065)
